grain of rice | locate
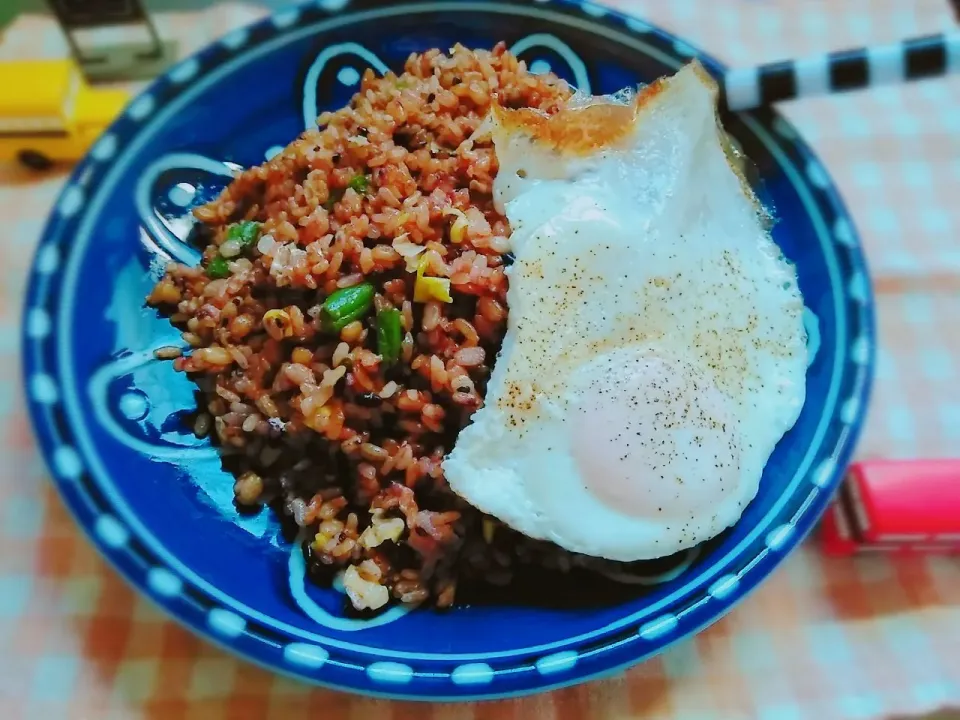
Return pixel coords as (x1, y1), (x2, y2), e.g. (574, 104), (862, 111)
(194, 413), (212, 438)
(256, 395), (280, 418)
(284, 363), (315, 386)
(422, 302), (441, 331)
(332, 342), (350, 367)
(228, 345), (249, 369)
(379, 381), (398, 399)
(154, 345), (182, 360)
(340, 321), (364, 344)
(454, 346), (485, 367)
(181, 331), (203, 347)
(234, 471), (264, 505)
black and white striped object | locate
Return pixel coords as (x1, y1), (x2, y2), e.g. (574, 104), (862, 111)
(723, 33), (960, 111)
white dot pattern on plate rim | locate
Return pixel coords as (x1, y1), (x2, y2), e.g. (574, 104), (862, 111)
(840, 397), (860, 424)
(128, 95), (155, 120)
(638, 614), (678, 640)
(31, 374), (59, 404)
(813, 458), (837, 488)
(451, 663), (494, 685)
(221, 29), (248, 50)
(58, 186), (84, 217)
(26, 308), (51, 339)
(273, 9), (300, 28)
(208, 609), (247, 637)
(54, 446), (83, 480)
(367, 661), (414, 684)
(806, 160), (830, 188)
(851, 335), (870, 364)
(318, 0), (350, 10)
(147, 567), (183, 597)
(169, 57), (200, 84)
(708, 574), (739, 599)
(765, 524), (794, 550)
(849, 272), (870, 303)
(284, 642), (329, 668)
(91, 134), (117, 161)
(834, 217), (856, 247)
(95, 515), (129, 548)
(36, 245), (60, 274)
(535, 651), (578, 675)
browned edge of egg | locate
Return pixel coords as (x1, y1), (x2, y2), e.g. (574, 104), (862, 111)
(492, 60), (763, 215)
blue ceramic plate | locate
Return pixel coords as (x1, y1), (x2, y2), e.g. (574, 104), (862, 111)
(23, 0), (874, 701)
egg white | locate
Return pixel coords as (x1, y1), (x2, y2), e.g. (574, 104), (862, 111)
(443, 64), (807, 561)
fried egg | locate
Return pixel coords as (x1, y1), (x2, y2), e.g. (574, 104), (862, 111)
(443, 63), (808, 561)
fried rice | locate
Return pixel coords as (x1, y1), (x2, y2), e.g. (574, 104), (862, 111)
(148, 43), (651, 612)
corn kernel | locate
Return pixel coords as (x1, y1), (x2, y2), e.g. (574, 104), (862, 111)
(482, 518), (496, 544)
(291, 347), (313, 365)
(262, 309), (292, 339)
(443, 208), (469, 244)
(414, 275), (452, 303)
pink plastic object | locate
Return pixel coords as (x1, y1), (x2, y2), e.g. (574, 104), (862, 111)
(820, 460), (960, 556)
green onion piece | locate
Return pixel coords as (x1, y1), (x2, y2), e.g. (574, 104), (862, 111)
(206, 255), (230, 279)
(226, 220), (261, 249)
(321, 282), (375, 331)
(376, 308), (403, 366)
(348, 174), (371, 194)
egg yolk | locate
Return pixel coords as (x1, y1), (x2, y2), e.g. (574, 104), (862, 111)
(569, 352), (742, 522)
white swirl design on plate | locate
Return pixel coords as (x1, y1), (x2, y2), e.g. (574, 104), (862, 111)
(597, 547), (700, 586)
(301, 36), (590, 132)
(135, 152), (239, 266)
(509, 34), (591, 93)
(88, 346), (216, 460)
(302, 43), (390, 128)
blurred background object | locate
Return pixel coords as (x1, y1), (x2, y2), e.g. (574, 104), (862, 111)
(0, 58), (129, 169)
(43, 0), (174, 81)
(820, 460), (960, 556)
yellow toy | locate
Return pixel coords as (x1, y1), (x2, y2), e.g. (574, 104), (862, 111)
(0, 59), (129, 170)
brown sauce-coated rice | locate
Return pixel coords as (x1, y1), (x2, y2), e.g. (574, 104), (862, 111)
(148, 44), (639, 611)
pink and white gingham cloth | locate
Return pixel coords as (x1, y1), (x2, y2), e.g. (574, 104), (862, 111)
(0, 1), (958, 717)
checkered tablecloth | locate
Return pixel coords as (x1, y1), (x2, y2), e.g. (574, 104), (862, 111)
(1, 1), (959, 718)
